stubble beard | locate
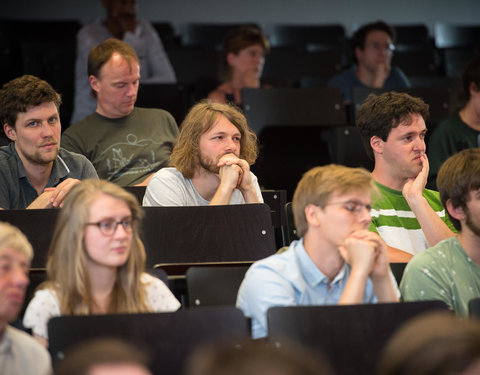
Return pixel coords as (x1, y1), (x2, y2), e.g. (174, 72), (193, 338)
(27, 144), (59, 165)
(199, 154), (220, 175)
(465, 208), (480, 237)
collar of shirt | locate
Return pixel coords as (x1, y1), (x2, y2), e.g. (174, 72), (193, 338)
(293, 238), (348, 288)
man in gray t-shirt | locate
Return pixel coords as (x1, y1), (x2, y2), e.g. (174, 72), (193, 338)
(144, 101), (263, 206)
(62, 38), (178, 186)
(0, 75), (97, 209)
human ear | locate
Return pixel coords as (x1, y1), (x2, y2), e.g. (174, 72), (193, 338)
(446, 199), (466, 222)
(89, 75), (100, 93)
(305, 204), (322, 228)
(370, 136), (384, 154)
(4, 123), (16, 141)
(226, 52), (237, 66)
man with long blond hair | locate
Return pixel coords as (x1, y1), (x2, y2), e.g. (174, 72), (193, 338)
(236, 164), (399, 339)
(143, 101), (263, 206)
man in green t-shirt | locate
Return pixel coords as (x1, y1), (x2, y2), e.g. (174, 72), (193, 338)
(401, 149), (480, 315)
(427, 56), (480, 190)
(356, 91), (455, 262)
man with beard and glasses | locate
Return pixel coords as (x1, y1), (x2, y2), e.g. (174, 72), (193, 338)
(356, 91), (455, 263)
(400, 149), (480, 316)
(143, 101), (263, 206)
(0, 75), (97, 209)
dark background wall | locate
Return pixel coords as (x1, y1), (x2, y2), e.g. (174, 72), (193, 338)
(2, 0), (479, 35)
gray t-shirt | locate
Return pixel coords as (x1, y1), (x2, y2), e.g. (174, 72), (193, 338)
(0, 142), (98, 209)
(143, 167), (263, 206)
(62, 107), (178, 186)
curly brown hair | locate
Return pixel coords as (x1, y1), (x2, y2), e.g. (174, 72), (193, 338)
(356, 91), (429, 159)
(0, 75), (61, 129)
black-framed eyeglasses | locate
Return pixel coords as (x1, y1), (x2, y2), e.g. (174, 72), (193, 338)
(86, 218), (134, 236)
(323, 200), (372, 213)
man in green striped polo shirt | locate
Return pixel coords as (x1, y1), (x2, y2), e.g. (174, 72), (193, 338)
(356, 91), (455, 262)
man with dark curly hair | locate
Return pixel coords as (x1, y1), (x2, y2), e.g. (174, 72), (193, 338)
(356, 91), (455, 262)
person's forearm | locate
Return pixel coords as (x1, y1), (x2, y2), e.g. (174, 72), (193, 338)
(407, 195), (455, 246)
(386, 246), (414, 262)
(371, 275), (399, 302)
(209, 184), (234, 205)
(241, 185), (260, 203)
(338, 270), (369, 304)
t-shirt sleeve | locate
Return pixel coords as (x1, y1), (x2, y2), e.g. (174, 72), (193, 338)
(80, 156), (99, 179)
(143, 170), (188, 206)
(143, 274), (181, 311)
(23, 289), (60, 340)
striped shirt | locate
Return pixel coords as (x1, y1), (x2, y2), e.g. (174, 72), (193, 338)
(369, 182), (455, 255)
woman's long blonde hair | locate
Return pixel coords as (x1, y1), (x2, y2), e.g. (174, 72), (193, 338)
(43, 179), (150, 314)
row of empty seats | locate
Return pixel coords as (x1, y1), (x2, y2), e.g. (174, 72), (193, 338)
(1, 20), (478, 126)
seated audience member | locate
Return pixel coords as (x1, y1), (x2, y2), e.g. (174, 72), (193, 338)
(356, 91), (455, 262)
(71, 0), (176, 124)
(208, 26), (269, 106)
(236, 164), (399, 339)
(400, 149), (480, 315)
(328, 21), (410, 103)
(378, 312), (480, 375)
(0, 222), (51, 374)
(62, 38), (178, 186)
(23, 179), (180, 347)
(0, 75), (98, 209)
(428, 57), (480, 189)
(55, 337), (152, 375)
(185, 339), (333, 375)
(143, 101), (263, 206)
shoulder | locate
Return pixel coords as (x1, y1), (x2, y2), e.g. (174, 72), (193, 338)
(141, 273), (181, 311)
(151, 167), (185, 183)
(328, 68), (354, 84)
(389, 67), (410, 83)
(407, 238), (456, 271)
(246, 247), (298, 282)
(133, 107), (177, 125)
(64, 114), (98, 134)
(433, 112), (463, 133)
(78, 19), (103, 34)
(57, 148), (97, 176)
(6, 325), (51, 363)
(422, 188), (443, 208)
(0, 145), (14, 163)
(58, 147), (89, 163)
(6, 325), (47, 352)
(138, 19), (155, 32)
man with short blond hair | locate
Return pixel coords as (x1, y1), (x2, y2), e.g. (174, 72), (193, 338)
(237, 164), (399, 339)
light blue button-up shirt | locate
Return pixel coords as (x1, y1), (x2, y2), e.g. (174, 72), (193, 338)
(236, 238), (378, 338)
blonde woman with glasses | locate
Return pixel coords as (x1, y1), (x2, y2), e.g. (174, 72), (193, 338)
(23, 179), (180, 347)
